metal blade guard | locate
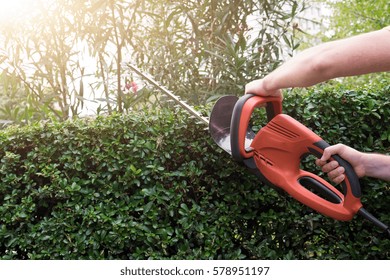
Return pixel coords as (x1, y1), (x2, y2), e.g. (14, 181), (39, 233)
(210, 94), (363, 221)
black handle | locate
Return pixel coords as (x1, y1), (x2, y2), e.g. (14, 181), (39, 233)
(230, 94), (282, 162)
(230, 94), (255, 162)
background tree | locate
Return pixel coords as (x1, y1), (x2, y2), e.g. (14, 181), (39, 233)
(324, 0), (390, 85)
(0, 0), (305, 123)
(325, 0), (389, 39)
(129, 0), (305, 104)
(0, 1), (85, 121)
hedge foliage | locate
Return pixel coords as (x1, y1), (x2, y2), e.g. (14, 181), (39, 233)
(0, 83), (389, 260)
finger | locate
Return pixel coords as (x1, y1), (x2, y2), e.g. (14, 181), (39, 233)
(315, 159), (324, 167)
(320, 143), (345, 161)
(315, 158), (327, 167)
(245, 80), (283, 97)
(327, 166), (345, 180)
(244, 80), (261, 95)
(321, 160), (340, 173)
(331, 174), (345, 185)
(274, 89), (283, 100)
(280, 91), (284, 100)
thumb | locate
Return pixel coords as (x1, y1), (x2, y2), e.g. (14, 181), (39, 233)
(320, 144), (345, 161)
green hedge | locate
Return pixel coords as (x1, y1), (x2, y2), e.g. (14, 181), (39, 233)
(0, 83), (389, 259)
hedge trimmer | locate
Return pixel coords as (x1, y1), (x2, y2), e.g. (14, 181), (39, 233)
(128, 64), (389, 235)
(210, 94), (389, 235)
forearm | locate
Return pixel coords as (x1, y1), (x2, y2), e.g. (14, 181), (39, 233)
(261, 44), (333, 91)
(361, 153), (390, 181)
(262, 27), (390, 92)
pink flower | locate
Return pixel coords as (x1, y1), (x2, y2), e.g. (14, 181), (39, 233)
(130, 81), (138, 94)
(124, 81), (138, 95)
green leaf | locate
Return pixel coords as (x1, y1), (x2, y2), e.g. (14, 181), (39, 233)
(143, 201), (154, 214)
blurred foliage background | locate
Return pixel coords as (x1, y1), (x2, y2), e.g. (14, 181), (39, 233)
(1, 0), (304, 124)
(1, 0), (388, 125)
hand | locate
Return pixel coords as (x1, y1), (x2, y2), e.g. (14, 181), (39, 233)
(315, 144), (365, 184)
(245, 78), (282, 97)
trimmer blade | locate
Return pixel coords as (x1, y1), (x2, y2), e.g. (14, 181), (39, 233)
(209, 96), (239, 154)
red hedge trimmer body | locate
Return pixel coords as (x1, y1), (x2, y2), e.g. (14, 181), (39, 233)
(209, 94), (388, 233)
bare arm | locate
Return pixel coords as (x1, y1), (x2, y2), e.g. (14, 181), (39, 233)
(245, 27), (390, 96)
(361, 153), (390, 181)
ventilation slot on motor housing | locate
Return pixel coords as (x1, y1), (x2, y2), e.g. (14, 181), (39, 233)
(257, 153), (274, 166)
(267, 121), (300, 139)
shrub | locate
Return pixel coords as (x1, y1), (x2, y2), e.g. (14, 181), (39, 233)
(0, 83), (389, 259)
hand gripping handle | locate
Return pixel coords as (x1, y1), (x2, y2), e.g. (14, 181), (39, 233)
(302, 140), (363, 220)
(230, 94), (282, 161)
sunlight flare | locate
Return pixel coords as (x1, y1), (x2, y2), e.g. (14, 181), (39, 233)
(0, 0), (44, 24)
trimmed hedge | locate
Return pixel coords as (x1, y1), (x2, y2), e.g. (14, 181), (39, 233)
(0, 83), (389, 259)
